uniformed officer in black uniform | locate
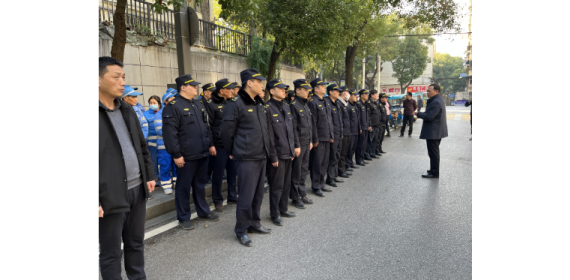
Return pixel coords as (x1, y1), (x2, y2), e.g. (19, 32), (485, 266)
(366, 90), (382, 159)
(162, 74), (219, 230)
(337, 86), (354, 178)
(346, 89), (362, 169)
(220, 68), (272, 247)
(200, 82), (216, 183)
(377, 93), (389, 154)
(265, 78), (299, 226)
(289, 79), (315, 209)
(324, 84), (346, 187)
(308, 78), (334, 197)
(356, 89), (370, 165)
(204, 78), (238, 213)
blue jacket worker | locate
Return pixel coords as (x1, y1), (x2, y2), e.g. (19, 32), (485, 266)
(204, 78), (238, 212)
(153, 89), (179, 195)
(220, 68), (272, 247)
(265, 78), (299, 227)
(289, 79), (315, 209)
(122, 85), (149, 139)
(162, 74), (220, 230)
(308, 78), (334, 197)
(143, 94), (163, 195)
(99, 57), (155, 279)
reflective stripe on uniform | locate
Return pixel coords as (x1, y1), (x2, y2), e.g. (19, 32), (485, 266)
(142, 123), (148, 127)
(148, 142), (157, 147)
(161, 180), (172, 185)
(154, 120), (162, 123)
(158, 145), (166, 149)
(155, 126), (162, 131)
(147, 136), (163, 140)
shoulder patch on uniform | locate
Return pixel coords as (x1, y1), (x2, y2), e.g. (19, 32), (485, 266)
(264, 104), (270, 108)
(300, 109), (303, 112)
(287, 112), (290, 114)
(309, 99), (313, 102)
(184, 108), (189, 111)
(291, 101), (296, 105)
(170, 100), (176, 104)
(318, 104), (322, 107)
(207, 99), (212, 103)
(218, 105), (223, 108)
(231, 96), (239, 101)
(248, 109), (253, 112)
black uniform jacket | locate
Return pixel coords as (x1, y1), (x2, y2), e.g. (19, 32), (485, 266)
(348, 100), (361, 135)
(339, 99), (351, 136)
(357, 100), (369, 129)
(162, 94), (213, 160)
(308, 94), (334, 143)
(204, 92), (227, 148)
(220, 88), (270, 161)
(265, 98), (298, 163)
(290, 96), (314, 147)
(325, 97), (343, 140)
(367, 99), (382, 127)
(417, 94), (448, 140)
(99, 99), (155, 215)
(379, 101), (388, 127)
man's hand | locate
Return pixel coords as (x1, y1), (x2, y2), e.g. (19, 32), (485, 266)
(294, 147), (301, 157)
(272, 161), (279, 167)
(209, 146), (217, 156)
(368, 127), (372, 131)
(330, 139), (334, 143)
(147, 180), (156, 193)
(360, 130), (362, 134)
(310, 143), (313, 150)
(174, 156), (185, 168)
(414, 112), (417, 115)
(99, 206), (104, 218)
(229, 155), (233, 160)
(313, 142), (319, 148)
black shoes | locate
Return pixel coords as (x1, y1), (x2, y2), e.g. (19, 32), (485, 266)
(215, 204), (224, 212)
(334, 178), (344, 183)
(271, 216), (283, 226)
(356, 162), (366, 166)
(281, 211), (296, 218)
(227, 199), (238, 204)
(302, 196), (314, 204)
(350, 164), (359, 169)
(364, 155), (372, 161)
(313, 189), (325, 197)
(370, 155), (379, 159)
(408, 135), (411, 137)
(238, 235), (252, 247)
(339, 173), (349, 178)
(421, 173), (439, 178)
(248, 225), (272, 234)
(200, 213), (220, 221)
(292, 200), (306, 209)
(321, 186), (333, 192)
(380, 150), (387, 154)
(326, 180), (338, 187)
(179, 220), (195, 230)
(386, 134), (391, 137)
(345, 171), (353, 175)
(399, 134), (404, 137)
(346, 167), (354, 171)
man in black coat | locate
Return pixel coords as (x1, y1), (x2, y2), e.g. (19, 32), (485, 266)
(465, 99), (472, 140)
(220, 68), (272, 247)
(99, 57), (156, 279)
(415, 84), (448, 178)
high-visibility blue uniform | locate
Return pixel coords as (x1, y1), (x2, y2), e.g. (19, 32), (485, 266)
(154, 108), (177, 190)
(133, 105), (149, 139)
(143, 109), (161, 182)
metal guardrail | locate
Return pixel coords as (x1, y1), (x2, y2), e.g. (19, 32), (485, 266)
(98, 0), (252, 57)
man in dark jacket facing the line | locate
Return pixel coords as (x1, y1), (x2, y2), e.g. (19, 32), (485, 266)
(99, 57), (156, 280)
(415, 84), (448, 178)
(221, 68), (272, 247)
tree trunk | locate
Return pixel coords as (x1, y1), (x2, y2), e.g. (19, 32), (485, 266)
(200, 0), (210, 22)
(110, 0), (127, 61)
(345, 45), (358, 89)
(266, 39), (281, 101)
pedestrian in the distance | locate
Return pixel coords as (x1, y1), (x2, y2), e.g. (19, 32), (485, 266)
(265, 78), (298, 226)
(415, 84), (448, 178)
(99, 56), (155, 280)
(162, 74), (220, 230)
(400, 92), (417, 137)
(220, 68), (272, 247)
(417, 96), (423, 112)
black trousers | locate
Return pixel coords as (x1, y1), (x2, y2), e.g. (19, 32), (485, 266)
(211, 147), (237, 205)
(268, 158), (292, 218)
(426, 139), (442, 176)
(378, 126), (386, 152)
(310, 141), (330, 190)
(401, 115), (414, 135)
(367, 127), (380, 155)
(99, 185), (146, 280)
(290, 143), (310, 200)
(356, 130), (368, 163)
(385, 118), (391, 135)
(346, 134), (358, 167)
(338, 135), (351, 174)
(235, 159), (266, 237)
(327, 138), (341, 180)
(175, 157), (211, 222)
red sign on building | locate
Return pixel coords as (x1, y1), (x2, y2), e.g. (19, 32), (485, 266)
(406, 85), (428, 92)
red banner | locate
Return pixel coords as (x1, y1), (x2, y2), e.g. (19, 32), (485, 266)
(406, 85), (428, 92)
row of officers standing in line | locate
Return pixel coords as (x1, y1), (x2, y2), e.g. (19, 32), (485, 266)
(126, 68), (391, 247)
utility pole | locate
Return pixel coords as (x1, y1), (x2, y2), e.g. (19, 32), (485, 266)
(362, 52), (366, 89)
(174, 3), (195, 77)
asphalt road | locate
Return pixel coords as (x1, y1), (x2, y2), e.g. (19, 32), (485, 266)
(113, 106), (472, 280)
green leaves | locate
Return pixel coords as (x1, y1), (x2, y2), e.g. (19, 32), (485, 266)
(391, 35), (430, 90)
(433, 52), (465, 93)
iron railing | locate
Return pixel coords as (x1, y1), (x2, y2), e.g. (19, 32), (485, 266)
(98, 0), (252, 56)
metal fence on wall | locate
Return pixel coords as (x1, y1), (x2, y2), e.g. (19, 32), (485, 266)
(98, 0), (252, 56)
